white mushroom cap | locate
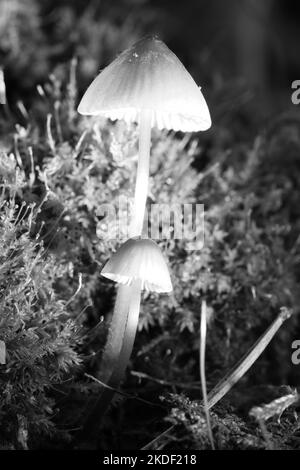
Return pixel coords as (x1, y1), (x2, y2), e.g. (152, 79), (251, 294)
(101, 237), (173, 293)
(78, 36), (211, 132)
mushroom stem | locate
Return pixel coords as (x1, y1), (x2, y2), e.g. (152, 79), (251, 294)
(98, 285), (132, 383)
(79, 282), (142, 437)
(99, 281), (142, 385)
(107, 109), (153, 383)
(129, 108), (152, 237)
(83, 111), (152, 431)
(100, 106), (152, 381)
(108, 280), (142, 387)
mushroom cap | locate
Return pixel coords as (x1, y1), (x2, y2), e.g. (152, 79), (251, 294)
(78, 36), (211, 132)
(101, 237), (173, 293)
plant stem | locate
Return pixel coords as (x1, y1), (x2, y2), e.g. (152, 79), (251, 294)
(200, 300), (215, 450)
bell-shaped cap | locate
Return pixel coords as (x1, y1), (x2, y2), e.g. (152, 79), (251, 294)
(101, 237), (173, 293)
(78, 36), (211, 132)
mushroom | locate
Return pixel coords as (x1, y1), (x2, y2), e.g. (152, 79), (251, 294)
(78, 35), (211, 237)
(80, 237), (173, 434)
(100, 237), (172, 386)
(101, 237), (172, 293)
(77, 37), (211, 429)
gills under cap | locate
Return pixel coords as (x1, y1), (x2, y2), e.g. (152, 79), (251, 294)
(78, 36), (211, 132)
(101, 237), (173, 293)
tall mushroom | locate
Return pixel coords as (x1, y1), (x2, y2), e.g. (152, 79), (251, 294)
(78, 36), (211, 238)
(77, 36), (211, 429)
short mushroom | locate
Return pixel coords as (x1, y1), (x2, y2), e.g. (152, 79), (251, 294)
(101, 237), (172, 293)
(99, 237), (172, 388)
(81, 237), (173, 434)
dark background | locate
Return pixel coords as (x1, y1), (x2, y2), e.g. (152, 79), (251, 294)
(2, 0), (300, 110)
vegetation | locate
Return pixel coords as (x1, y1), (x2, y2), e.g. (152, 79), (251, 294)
(0, 0), (299, 450)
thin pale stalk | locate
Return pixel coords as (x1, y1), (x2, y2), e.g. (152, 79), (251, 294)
(77, 283), (141, 439)
(80, 111), (152, 435)
(108, 280), (142, 387)
(0, 68), (6, 105)
(99, 285), (132, 383)
(103, 108), (152, 384)
(200, 300), (215, 449)
(103, 108), (152, 383)
(129, 108), (152, 237)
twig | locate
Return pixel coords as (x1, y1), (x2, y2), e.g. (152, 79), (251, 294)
(249, 390), (299, 423)
(256, 419), (274, 450)
(84, 373), (165, 409)
(136, 332), (174, 357)
(198, 162), (220, 183)
(28, 147), (35, 187)
(249, 389), (299, 449)
(46, 114), (56, 155)
(131, 370), (201, 390)
(65, 273), (83, 308)
(16, 101), (29, 120)
(54, 101), (63, 143)
(67, 57), (78, 123)
(74, 130), (88, 158)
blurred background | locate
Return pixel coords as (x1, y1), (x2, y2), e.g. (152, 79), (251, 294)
(1, 0), (300, 114)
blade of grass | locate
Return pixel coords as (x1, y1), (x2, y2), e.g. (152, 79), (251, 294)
(200, 300), (215, 449)
(141, 425), (176, 451)
(206, 307), (292, 409)
(141, 307), (292, 450)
